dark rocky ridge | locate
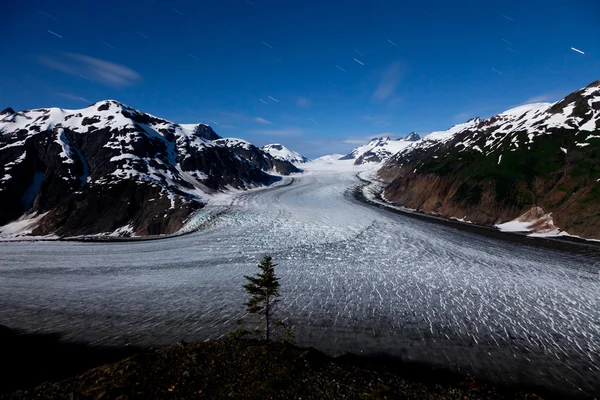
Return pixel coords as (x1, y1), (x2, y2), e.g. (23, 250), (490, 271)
(0, 107), (15, 116)
(404, 132), (421, 141)
(378, 79), (600, 239)
(0, 100), (299, 237)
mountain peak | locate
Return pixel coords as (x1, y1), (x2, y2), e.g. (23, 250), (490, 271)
(368, 137), (390, 144)
(0, 107), (15, 116)
(586, 79), (600, 88)
(263, 143), (284, 151)
(404, 132), (421, 141)
(92, 99), (126, 112)
(548, 78), (600, 117)
(193, 124), (220, 140)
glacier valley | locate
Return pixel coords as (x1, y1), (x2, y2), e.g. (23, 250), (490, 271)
(0, 160), (598, 395)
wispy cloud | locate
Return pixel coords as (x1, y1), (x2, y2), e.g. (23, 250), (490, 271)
(250, 128), (302, 136)
(37, 53), (141, 87)
(56, 93), (92, 103)
(254, 117), (273, 125)
(453, 112), (471, 123)
(342, 139), (366, 144)
(364, 114), (392, 128)
(47, 30), (63, 38)
(40, 10), (58, 20)
(372, 62), (405, 101)
(297, 97), (311, 108)
(100, 41), (116, 50)
(523, 94), (554, 104)
(571, 47), (585, 55)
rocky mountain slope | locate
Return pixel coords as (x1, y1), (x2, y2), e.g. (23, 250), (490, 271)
(0, 100), (300, 237)
(378, 79), (600, 239)
(261, 143), (309, 164)
(341, 133), (421, 165)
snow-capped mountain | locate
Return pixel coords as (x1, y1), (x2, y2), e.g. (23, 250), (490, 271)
(379, 79), (600, 239)
(261, 143), (309, 164)
(341, 133), (422, 165)
(0, 100), (299, 237)
(216, 139), (301, 175)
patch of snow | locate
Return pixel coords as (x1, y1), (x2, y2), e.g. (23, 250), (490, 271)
(422, 118), (481, 144)
(498, 103), (552, 118)
(112, 224), (136, 237)
(0, 212), (50, 240)
(55, 129), (76, 164)
(496, 207), (560, 235)
(579, 118), (597, 132)
(214, 137), (253, 150)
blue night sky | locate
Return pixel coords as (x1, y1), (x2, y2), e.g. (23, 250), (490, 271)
(1, 0), (599, 157)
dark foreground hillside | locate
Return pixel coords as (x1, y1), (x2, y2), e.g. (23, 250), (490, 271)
(1, 329), (561, 400)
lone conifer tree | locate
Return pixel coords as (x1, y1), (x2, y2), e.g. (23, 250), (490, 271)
(243, 255), (280, 341)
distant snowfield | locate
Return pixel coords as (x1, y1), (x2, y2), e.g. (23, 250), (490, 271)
(0, 162), (599, 395)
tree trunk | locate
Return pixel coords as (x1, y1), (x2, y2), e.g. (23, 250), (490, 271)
(265, 294), (270, 341)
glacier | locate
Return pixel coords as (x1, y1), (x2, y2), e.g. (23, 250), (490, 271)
(0, 159), (598, 394)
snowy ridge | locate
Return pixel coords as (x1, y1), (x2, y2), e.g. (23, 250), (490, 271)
(389, 80), (600, 161)
(261, 143), (309, 163)
(421, 118), (483, 146)
(214, 137), (254, 151)
(341, 134), (422, 165)
(0, 100), (219, 202)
